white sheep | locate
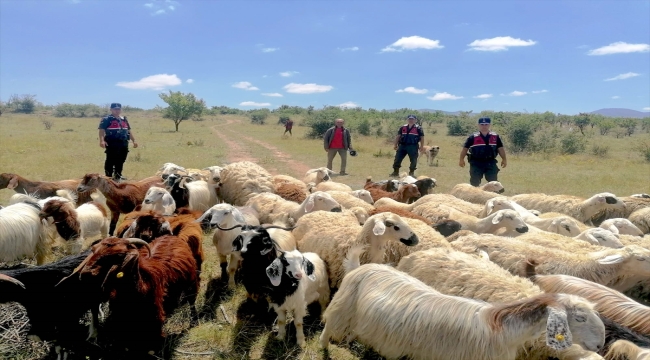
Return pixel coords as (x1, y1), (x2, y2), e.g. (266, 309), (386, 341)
(510, 192), (626, 225)
(155, 162), (186, 176)
(292, 210), (362, 244)
(575, 228), (624, 248)
(203, 165), (224, 183)
(381, 217), (452, 266)
(600, 218), (644, 236)
(312, 181), (353, 192)
(265, 249), (329, 347)
(302, 167), (333, 185)
(320, 263), (605, 360)
(141, 186), (176, 215)
(185, 180), (218, 212)
(0, 202), (48, 264)
(450, 233), (650, 292)
(605, 340), (650, 360)
(196, 204), (260, 288)
(324, 190), (374, 212)
(298, 212), (418, 288)
(628, 208), (650, 234)
(245, 191), (342, 225)
(446, 208), (529, 234)
(449, 182), (505, 204)
(219, 161), (275, 206)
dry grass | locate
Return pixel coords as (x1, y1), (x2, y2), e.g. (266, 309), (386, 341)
(1, 112), (649, 359)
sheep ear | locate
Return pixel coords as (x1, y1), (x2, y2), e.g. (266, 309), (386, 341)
(486, 201), (495, 216)
(232, 208), (246, 224)
(232, 237), (243, 252)
(305, 169), (316, 175)
(303, 258), (316, 281)
(305, 195), (315, 212)
(373, 219), (386, 236)
(606, 224), (619, 234)
(122, 221), (137, 238)
(266, 258), (283, 286)
(546, 307), (573, 350)
(7, 176), (18, 189)
(597, 254), (624, 264)
(194, 210), (212, 224)
(491, 212), (504, 224)
(162, 193), (175, 207)
(161, 174), (169, 180)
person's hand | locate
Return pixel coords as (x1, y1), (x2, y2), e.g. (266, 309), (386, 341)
(133, 142), (138, 148)
(324, 148), (328, 152)
(393, 144), (398, 151)
(501, 159), (507, 168)
(100, 141), (106, 148)
(459, 159), (465, 168)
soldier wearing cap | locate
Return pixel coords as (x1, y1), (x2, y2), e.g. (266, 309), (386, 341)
(459, 117), (507, 186)
(98, 103), (138, 181)
(390, 114), (424, 177)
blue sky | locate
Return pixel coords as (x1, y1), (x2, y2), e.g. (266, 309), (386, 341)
(1, 0), (649, 114)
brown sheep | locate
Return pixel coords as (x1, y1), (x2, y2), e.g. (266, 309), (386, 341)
(364, 178), (420, 203)
(369, 206), (432, 224)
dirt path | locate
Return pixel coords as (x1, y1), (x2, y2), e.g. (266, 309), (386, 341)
(211, 118), (311, 176)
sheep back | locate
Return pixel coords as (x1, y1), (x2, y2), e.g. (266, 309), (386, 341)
(219, 161), (275, 206)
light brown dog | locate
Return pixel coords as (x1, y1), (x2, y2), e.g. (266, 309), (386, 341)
(419, 146), (440, 166)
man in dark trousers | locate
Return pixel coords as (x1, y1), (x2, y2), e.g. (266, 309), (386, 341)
(98, 103), (138, 181)
(390, 114), (424, 177)
(283, 118), (294, 136)
(459, 117), (507, 186)
(323, 118), (353, 175)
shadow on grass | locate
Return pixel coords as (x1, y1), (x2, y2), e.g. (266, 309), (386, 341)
(228, 297), (276, 358)
(198, 277), (234, 321)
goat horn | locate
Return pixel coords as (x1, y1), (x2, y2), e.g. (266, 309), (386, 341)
(214, 224), (244, 231)
(0, 274), (25, 289)
(56, 253), (93, 286)
(263, 225), (297, 231)
(125, 238), (152, 257)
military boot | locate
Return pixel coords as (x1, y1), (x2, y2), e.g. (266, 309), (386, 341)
(389, 168), (399, 177)
(409, 170), (415, 177)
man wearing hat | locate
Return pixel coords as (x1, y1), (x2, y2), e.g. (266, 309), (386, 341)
(390, 114), (424, 177)
(98, 103), (138, 181)
(459, 117), (507, 186)
(323, 118), (354, 175)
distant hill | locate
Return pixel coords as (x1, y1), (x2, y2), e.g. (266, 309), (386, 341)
(590, 108), (650, 118)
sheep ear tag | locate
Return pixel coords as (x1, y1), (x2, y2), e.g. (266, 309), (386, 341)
(373, 220), (386, 236)
(546, 308), (572, 350)
(266, 258), (283, 286)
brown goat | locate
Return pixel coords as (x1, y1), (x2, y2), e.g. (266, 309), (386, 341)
(73, 236), (199, 355)
(121, 211), (204, 272)
(365, 179), (421, 203)
(364, 177), (398, 192)
(77, 173), (163, 236)
(0, 173), (93, 205)
(369, 206), (432, 224)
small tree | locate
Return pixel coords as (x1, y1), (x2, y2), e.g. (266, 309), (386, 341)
(598, 119), (615, 135)
(158, 91), (206, 131)
(618, 118), (637, 136)
(573, 113), (591, 135)
(8, 94), (38, 114)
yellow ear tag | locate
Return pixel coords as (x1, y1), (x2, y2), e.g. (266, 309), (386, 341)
(116, 272), (124, 279)
(555, 334), (565, 341)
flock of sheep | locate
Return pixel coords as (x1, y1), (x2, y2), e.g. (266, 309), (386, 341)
(0, 161), (649, 360)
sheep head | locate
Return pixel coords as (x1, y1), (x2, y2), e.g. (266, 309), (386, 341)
(0, 173), (16, 189)
(600, 218), (644, 236)
(588, 193), (625, 209)
(484, 197), (515, 216)
(482, 181), (505, 194)
(547, 295), (604, 353)
(550, 217), (581, 237)
(39, 198), (73, 220)
(305, 167), (333, 183)
(353, 190), (374, 205)
(266, 250), (316, 286)
(231, 225), (292, 256)
(593, 245), (650, 276)
(398, 184), (421, 201)
(490, 210), (529, 233)
(302, 192), (342, 213)
(431, 219), (463, 236)
(369, 213), (419, 246)
(196, 204), (246, 229)
(78, 173), (104, 192)
(576, 228), (623, 248)
(349, 207), (369, 225)
(122, 214), (172, 241)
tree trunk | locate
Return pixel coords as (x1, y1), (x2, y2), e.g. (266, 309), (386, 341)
(175, 121), (180, 132)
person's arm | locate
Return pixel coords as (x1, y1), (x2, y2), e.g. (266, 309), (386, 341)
(129, 130), (138, 148)
(498, 148), (507, 168)
(393, 134), (401, 150)
(459, 147), (469, 167)
(99, 129), (106, 148)
(347, 129), (352, 150)
(419, 136), (424, 152)
(323, 129), (330, 151)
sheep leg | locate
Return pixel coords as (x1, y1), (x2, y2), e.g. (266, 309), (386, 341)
(100, 220), (109, 238)
(275, 308), (287, 341)
(294, 306), (307, 348)
(227, 253), (241, 289)
(109, 211), (119, 236)
(319, 323), (331, 349)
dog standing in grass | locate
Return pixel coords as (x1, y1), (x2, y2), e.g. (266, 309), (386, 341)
(419, 146), (440, 166)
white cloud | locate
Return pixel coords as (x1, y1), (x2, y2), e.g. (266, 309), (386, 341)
(168, 5), (175, 10)
(643, 107), (650, 111)
(381, 36), (444, 52)
(262, 93), (283, 97)
(153, 9), (165, 15)
(588, 42), (650, 55)
(240, 101), (271, 107)
(186, 79), (194, 84)
(532, 89), (548, 93)
(396, 87), (428, 94)
(283, 83), (333, 94)
(338, 101), (359, 108)
(604, 72), (640, 81)
(508, 90), (527, 96)
(144, 3), (153, 7)
(468, 36), (536, 51)
(279, 71), (299, 77)
(428, 92), (463, 101)
(338, 46), (359, 52)
(116, 74), (182, 90)
(232, 81), (259, 91)
(262, 47), (279, 53)
(474, 94), (493, 99)
(612, 96), (620, 99)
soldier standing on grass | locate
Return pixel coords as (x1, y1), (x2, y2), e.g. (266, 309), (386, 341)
(459, 117), (507, 186)
(283, 118), (294, 136)
(390, 114), (424, 177)
(98, 103), (138, 181)
(323, 118), (353, 176)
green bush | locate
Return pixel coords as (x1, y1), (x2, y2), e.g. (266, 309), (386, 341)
(639, 142), (650, 163)
(590, 144), (609, 157)
(278, 116), (290, 125)
(305, 118), (333, 139)
(54, 103), (105, 118)
(446, 118), (474, 136)
(560, 132), (586, 154)
(357, 119), (371, 136)
(7, 94), (38, 114)
(529, 127), (561, 154)
(506, 119), (534, 153)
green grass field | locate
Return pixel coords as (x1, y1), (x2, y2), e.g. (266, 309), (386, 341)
(1, 112), (649, 360)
